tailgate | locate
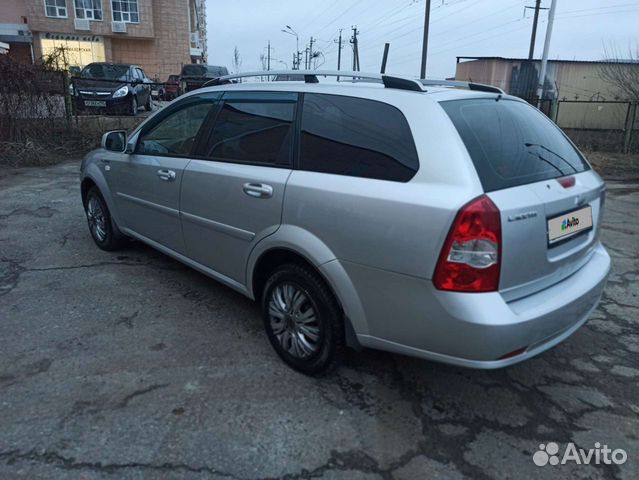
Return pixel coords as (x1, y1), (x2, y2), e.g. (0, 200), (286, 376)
(489, 170), (605, 301)
(439, 97), (605, 300)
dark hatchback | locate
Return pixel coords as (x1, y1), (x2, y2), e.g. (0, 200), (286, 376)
(179, 64), (229, 94)
(73, 63), (152, 116)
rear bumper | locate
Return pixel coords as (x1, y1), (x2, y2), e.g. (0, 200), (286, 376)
(350, 242), (610, 368)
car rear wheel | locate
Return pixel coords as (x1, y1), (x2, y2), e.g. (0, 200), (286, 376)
(84, 187), (127, 251)
(129, 95), (138, 116)
(261, 263), (345, 375)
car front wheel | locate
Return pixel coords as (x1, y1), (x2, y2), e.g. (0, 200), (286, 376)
(261, 263), (345, 375)
(84, 186), (126, 251)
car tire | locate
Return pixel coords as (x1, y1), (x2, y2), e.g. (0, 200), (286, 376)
(261, 263), (345, 375)
(84, 186), (127, 251)
(129, 95), (138, 116)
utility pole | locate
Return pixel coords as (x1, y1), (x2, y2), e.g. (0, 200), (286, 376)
(420, 0), (431, 78)
(267, 41), (271, 70)
(304, 47), (309, 70)
(536, 0), (557, 107)
(309, 36), (315, 69)
(350, 26), (360, 71)
(335, 29), (344, 79)
(525, 0), (548, 59)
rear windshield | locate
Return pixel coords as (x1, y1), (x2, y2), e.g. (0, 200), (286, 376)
(441, 98), (589, 192)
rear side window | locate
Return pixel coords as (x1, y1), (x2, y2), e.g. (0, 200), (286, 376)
(441, 98), (589, 192)
(201, 92), (296, 166)
(300, 94), (419, 182)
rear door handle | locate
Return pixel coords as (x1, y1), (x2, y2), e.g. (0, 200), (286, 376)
(157, 169), (176, 181)
(242, 183), (273, 198)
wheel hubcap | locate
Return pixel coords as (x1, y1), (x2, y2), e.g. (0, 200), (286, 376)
(268, 283), (320, 358)
(86, 197), (107, 242)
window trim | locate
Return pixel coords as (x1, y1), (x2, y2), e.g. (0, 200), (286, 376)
(44, 0), (68, 19)
(192, 90), (300, 169)
(134, 95), (222, 159)
(111, 0), (140, 24)
(298, 92), (420, 182)
(74, 0), (103, 21)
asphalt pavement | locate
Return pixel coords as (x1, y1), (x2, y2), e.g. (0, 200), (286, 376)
(0, 161), (637, 479)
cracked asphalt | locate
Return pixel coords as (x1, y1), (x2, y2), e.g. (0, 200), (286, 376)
(0, 161), (637, 480)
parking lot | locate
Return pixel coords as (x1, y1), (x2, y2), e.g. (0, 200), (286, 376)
(0, 160), (637, 479)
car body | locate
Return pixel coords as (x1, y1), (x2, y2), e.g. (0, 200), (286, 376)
(80, 71), (610, 374)
(179, 64), (229, 94)
(73, 62), (152, 115)
(163, 74), (180, 100)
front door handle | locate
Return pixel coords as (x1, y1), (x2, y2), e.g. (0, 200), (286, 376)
(157, 169), (176, 181)
(243, 182), (273, 198)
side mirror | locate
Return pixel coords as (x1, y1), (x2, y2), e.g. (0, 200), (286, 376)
(101, 130), (126, 152)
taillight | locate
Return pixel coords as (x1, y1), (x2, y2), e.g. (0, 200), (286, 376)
(433, 195), (501, 292)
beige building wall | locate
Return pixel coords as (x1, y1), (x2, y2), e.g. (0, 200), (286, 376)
(455, 58), (635, 130)
(0, 1), (28, 22)
(455, 58), (631, 101)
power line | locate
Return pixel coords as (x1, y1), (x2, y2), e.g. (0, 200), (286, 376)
(357, 0), (522, 62)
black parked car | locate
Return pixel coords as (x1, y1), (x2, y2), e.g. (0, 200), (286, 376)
(178, 64), (229, 94)
(73, 63), (152, 116)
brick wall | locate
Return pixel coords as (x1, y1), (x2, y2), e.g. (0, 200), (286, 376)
(27, 0), (191, 80)
(26, 0), (155, 38)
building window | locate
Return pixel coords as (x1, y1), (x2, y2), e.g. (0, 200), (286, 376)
(75, 0), (103, 20)
(44, 0), (68, 18)
(111, 0), (139, 23)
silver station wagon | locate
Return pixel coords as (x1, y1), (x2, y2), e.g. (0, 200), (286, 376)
(80, 71), (610, 375)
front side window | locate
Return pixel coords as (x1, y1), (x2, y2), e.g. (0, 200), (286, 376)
(200, 92), (297, 166)
(137, 101), (217, 157)
(45, 0), (68, 18)
(75, 0), (102, 20)
(300, 94), (419, 182)
(112, 0), (139, 23)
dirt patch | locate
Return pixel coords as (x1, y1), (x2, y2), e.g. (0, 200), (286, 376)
(585, 151), (639, 181)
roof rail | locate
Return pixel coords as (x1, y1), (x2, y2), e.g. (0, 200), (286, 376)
(203, 70), (424, 92)
(202, 70), (504, 95)
(419, 79), (505, 94)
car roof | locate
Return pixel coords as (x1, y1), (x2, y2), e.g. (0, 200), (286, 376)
(194, 80), (518, 104)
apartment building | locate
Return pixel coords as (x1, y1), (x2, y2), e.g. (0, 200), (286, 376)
(0, 0), (207, 80)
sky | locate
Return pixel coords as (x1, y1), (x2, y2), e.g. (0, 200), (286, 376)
(204, 0), (639, 79)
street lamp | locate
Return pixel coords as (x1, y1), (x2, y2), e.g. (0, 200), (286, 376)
(281, 25), (299, 69)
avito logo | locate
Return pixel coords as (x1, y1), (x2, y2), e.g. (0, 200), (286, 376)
(561, 216), (579, 231)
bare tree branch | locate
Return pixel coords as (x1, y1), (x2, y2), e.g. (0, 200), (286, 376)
(599, 43), (639, 101)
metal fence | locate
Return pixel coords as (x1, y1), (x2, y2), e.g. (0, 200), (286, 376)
(552, 100), (637, 153)
(521, 97), (638, 153)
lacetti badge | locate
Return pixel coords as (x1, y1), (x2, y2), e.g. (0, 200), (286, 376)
(561, 216), (580, 231)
